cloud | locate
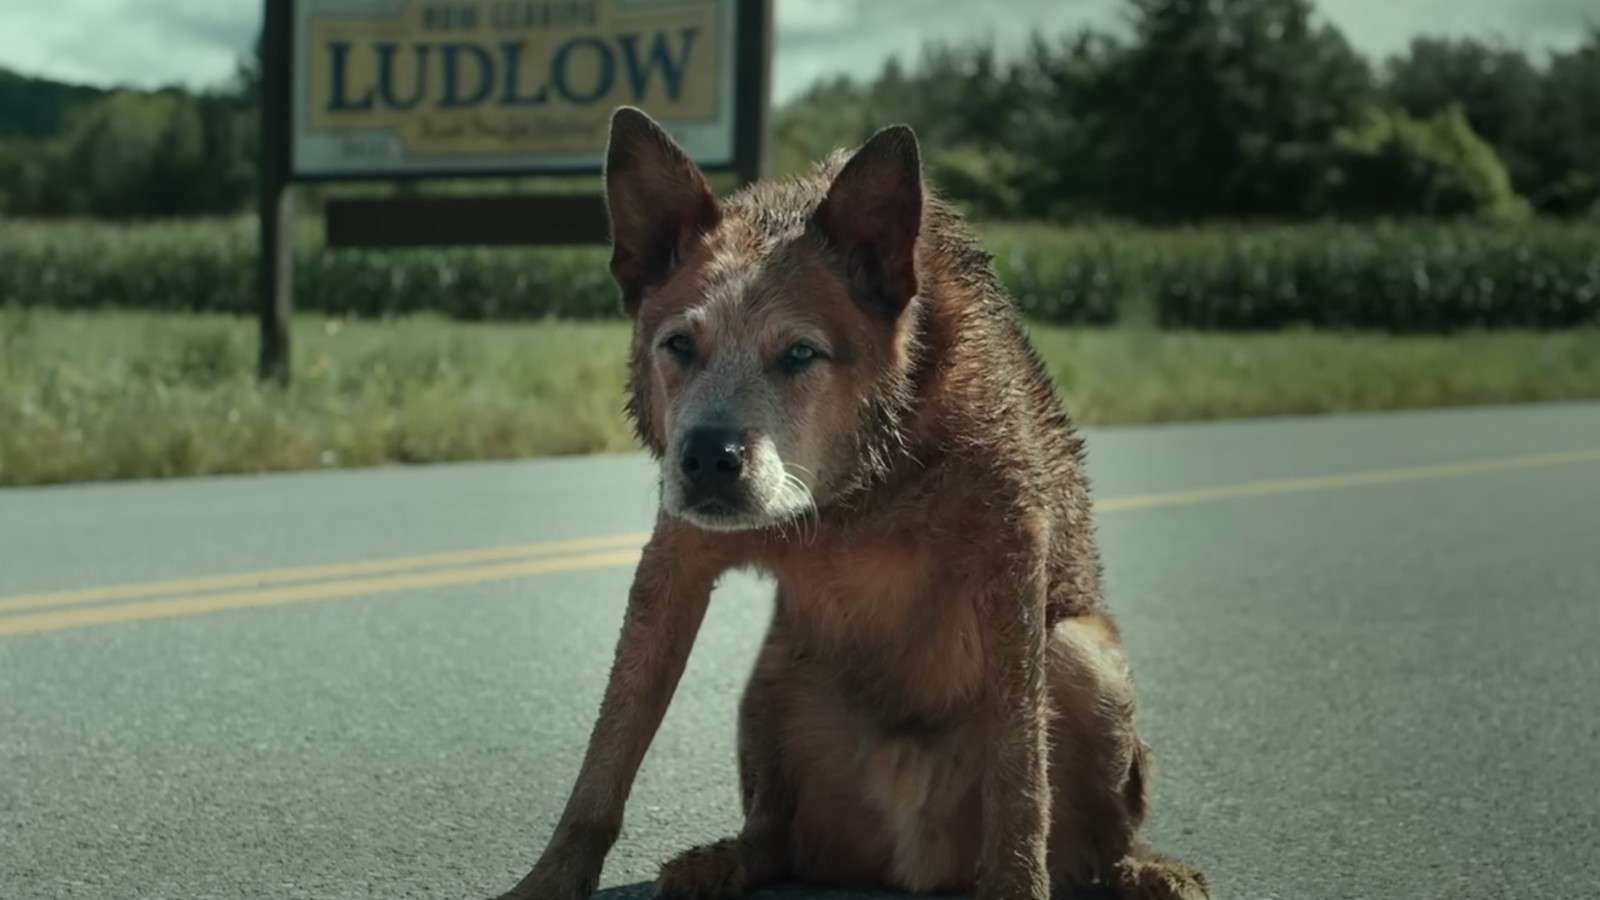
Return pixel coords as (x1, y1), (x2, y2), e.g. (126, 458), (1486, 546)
(1317, 0), (1595, 61)
(772, 0), (1116, 100)
(0, 0), (254, 89)
(0, 0), (1591, 99)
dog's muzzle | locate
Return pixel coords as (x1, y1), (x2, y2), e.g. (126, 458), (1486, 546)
(678, 426), (750, 515)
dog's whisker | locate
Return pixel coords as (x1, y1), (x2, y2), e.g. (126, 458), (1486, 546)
(779, 466), (821, 545)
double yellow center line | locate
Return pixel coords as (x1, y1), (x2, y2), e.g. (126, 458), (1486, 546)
(0, 534), (647, 639)
(3, 447), (1597, 638)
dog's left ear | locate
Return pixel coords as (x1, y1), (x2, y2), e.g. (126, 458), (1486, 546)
(813, 125), (923, 320)
(605, 107), (721, 316)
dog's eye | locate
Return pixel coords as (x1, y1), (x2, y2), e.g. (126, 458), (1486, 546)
(781, 342), (822, 373)
(661, 333), (695, 361)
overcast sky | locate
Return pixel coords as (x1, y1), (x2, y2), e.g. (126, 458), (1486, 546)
(0, 0), (1592, 100)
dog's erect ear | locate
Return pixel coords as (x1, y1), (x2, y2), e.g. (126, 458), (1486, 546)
(813, 125), (923, 320)
(605, 107), (721, 316)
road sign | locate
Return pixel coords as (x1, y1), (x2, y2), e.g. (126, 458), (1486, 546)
(257, 0), (770, 382)
(290, 0), (760, 179)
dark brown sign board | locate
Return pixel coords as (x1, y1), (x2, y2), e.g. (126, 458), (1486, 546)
(258, 0), (771, 380)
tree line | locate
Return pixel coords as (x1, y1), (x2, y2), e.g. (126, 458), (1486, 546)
(2, 0), (1597, 222)
(774, 0), (1600, 221)
(0, 54), (260, 218)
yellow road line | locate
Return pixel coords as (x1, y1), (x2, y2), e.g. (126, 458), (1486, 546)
(0, 549), (643, 638)
(1094, 448), (1600, 513)
(0, 532), (650, 615)
(1, 447), (1596, 639)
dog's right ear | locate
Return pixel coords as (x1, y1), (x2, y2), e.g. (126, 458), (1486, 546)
(605, 107), (721, 316)
(813, 125), (923, 321)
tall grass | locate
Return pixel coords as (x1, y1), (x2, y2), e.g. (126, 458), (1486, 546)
(4, 309), (1598, 487)
(0, 310), (633, 485)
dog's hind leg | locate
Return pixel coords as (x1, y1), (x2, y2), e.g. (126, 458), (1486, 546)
(1045, 615), (1143, 888)
(1104, 745), (1209, 899)
(1045, 617), (1208, 899)
(656, 607), (793, 900)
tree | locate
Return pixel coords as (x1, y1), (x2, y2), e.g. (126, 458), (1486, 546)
(769, 74), (875, 178)
(231, 30), (265, 112)
(1102, 0), (1374, 218)
(770, 43), (1042, 217)
(1006, 30), (1127, 217)
(1383, 37), (1543, 197)
(0, 66), (107, 139)
(1530, 30), (1600, 215)
(34, 90), (254, 217)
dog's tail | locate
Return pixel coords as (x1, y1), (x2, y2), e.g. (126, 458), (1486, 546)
(1109, 742), (1210, 900)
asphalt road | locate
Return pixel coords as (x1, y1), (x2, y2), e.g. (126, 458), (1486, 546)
(3, 402), (1599, 900)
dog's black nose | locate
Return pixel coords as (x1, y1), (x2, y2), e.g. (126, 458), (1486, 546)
(681, 427), (746, 486)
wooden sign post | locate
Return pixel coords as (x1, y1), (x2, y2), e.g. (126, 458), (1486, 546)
(259, 0), (772, 380)
(258, 0), (296, 384)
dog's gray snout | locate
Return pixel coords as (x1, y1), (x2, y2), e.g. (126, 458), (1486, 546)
(681, 427), (747, 487)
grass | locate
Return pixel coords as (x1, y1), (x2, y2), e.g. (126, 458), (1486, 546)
(3, 308), (1599, 487)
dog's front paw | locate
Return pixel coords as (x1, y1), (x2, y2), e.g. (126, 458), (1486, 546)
(1110, 854), (1210, 900)
(976, 872), (1050, 900)
(655, 838), (748, 900)
(492, 855), (601, 900)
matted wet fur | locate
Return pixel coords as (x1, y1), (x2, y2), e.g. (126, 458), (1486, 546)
(492, 108), (1209, 900)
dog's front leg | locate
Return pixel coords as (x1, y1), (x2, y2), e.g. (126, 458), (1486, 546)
(977, 520), (1052, 900)
(496, 529), (719, 900)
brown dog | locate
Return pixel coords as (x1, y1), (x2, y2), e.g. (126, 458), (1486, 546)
(494, 108), (1209, 900)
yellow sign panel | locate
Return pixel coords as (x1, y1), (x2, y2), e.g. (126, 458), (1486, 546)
(292, 0), (738, 176)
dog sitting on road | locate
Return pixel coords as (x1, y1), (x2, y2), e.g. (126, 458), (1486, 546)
(495, 107), (1209, 900)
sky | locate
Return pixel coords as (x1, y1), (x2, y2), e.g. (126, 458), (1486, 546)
(0, 0), (1593, 100)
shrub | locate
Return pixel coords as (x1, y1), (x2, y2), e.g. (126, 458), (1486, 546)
(0, 219), (620, 319)
(2, 217), (1598, 332)
(1331, 105), (1530, 221)
(1152, 222), (1600, 330)
(927, 143), (1028, 219)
